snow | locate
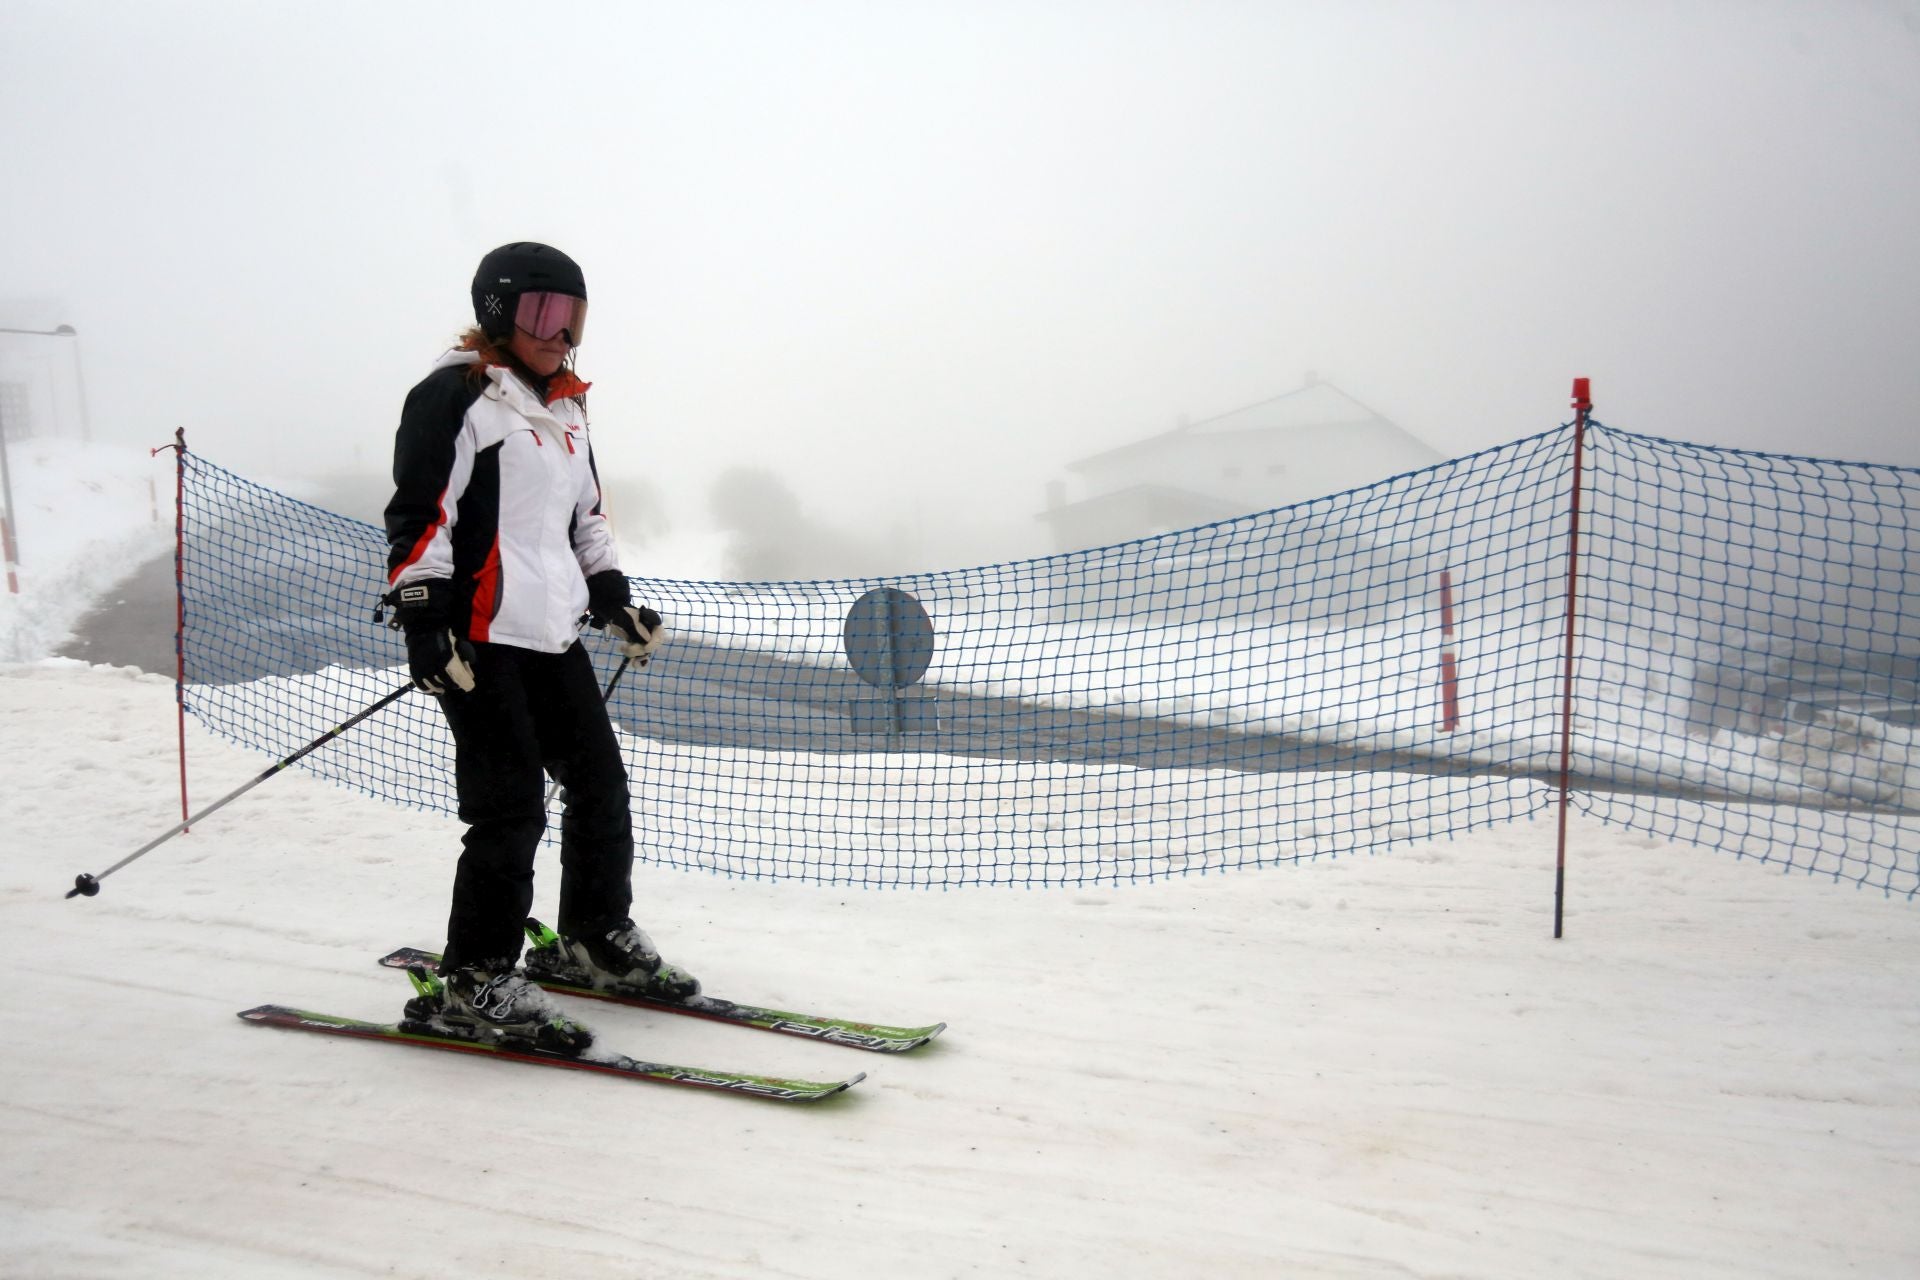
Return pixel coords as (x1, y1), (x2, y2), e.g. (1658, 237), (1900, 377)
(0, 438), (172, 661)
(4, 663), (1919, 1277)
(2, 445), (1918, 1277)
(655, 576), (1920, 818)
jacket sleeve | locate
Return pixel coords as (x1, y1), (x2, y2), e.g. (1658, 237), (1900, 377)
(385, 368), (478, 587)
(569, 439), (622, 579)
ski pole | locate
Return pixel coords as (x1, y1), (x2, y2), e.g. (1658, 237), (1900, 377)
(544, 655), (633, 806)
(66, 682), (415, 900)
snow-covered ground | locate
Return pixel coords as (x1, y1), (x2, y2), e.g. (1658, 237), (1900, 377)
(2, 663), (1917, 1279)
(0, 437), (172, 661)
(2, 443), (1917, 1277)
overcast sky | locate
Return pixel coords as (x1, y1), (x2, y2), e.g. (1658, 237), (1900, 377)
(3, 0), (1917, 568)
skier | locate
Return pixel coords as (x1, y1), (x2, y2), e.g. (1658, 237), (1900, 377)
(383, 241), (698, 1054)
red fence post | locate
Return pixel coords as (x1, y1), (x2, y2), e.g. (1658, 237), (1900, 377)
(0, 510), (17, 595)
(1553, 378), (1592, 939)
(1438, 570), (1461, 731)
(151, 429), (191, 830)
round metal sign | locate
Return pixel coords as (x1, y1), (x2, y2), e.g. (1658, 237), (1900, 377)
(843, 587), (934, 690)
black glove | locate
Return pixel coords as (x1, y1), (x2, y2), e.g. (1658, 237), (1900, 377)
(585, 569), (666, 665)
(387, 579), (476, 695)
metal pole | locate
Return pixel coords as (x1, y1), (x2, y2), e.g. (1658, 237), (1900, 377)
(166, 430), (189, 826)
(66, 682), (415, 899)
(1553, 378), (1593, 939)
(883, 588), (905, 742)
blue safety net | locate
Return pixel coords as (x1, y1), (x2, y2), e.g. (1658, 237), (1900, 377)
(171, 420), (1920, 894)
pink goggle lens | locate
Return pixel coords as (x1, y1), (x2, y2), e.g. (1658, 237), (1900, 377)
(513, 291), (588, 344)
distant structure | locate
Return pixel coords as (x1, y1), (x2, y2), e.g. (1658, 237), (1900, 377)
(0, 382), (29, 444)
(0, 301), (89, 444)
(1040, 375), (1444, 553)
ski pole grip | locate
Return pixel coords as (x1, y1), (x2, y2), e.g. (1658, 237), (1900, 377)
(67, 873), (101, 899)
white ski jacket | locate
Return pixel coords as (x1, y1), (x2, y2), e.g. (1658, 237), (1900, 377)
(385, 349), (621, 653)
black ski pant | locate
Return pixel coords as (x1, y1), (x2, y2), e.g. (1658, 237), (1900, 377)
(433, 640), (633, 971)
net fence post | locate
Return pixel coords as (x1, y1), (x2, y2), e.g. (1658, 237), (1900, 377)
(1437, 568), (1460, 731)
(1554, 379), (1592, 938)
(166, 428), (189, 829)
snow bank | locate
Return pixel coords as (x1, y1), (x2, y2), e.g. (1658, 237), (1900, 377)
(0, 438), (171, 661)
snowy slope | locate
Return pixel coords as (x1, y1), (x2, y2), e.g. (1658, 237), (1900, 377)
(2, 661), (1917, 1279)
(0, 438), (172, 661)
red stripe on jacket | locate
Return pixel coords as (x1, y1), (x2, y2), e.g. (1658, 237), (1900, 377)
(468, 535), (503, 642)
(389, 485), (451, 583)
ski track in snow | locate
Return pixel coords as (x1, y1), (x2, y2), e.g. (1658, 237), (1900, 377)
(2, 660), (1918, 1278)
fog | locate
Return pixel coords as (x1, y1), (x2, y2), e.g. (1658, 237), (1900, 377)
(3, 1), (1917, 576)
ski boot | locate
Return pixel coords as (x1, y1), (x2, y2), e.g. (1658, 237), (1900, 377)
(400, 960), (594, 1055)
(523, 917), (701, 1002)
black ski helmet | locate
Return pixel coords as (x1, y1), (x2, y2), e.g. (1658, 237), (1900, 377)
(471, 242), (587, 340)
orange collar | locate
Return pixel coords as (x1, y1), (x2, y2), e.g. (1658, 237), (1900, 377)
(546, 370), (591, 404)
(481, 357), (592, 405)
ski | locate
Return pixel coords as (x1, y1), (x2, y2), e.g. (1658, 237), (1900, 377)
(237, 1006), (865, 1102)
(378, 945), (947, 1054)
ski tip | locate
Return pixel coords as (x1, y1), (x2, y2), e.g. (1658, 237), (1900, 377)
(884, 1023), (946, 1052)
(807, 1071), (866, 1098)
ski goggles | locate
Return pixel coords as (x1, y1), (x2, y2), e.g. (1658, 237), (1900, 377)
(513, 291), (588, 344)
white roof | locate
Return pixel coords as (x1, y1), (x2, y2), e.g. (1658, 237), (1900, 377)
(1184, 380), (1389, 435)
(1068, 379), (1437, 473)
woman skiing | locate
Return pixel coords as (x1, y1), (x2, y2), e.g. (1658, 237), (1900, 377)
(384, 241), (697, 1054)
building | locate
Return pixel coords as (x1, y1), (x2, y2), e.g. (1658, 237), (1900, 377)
(1040, 376), (1443, 554)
